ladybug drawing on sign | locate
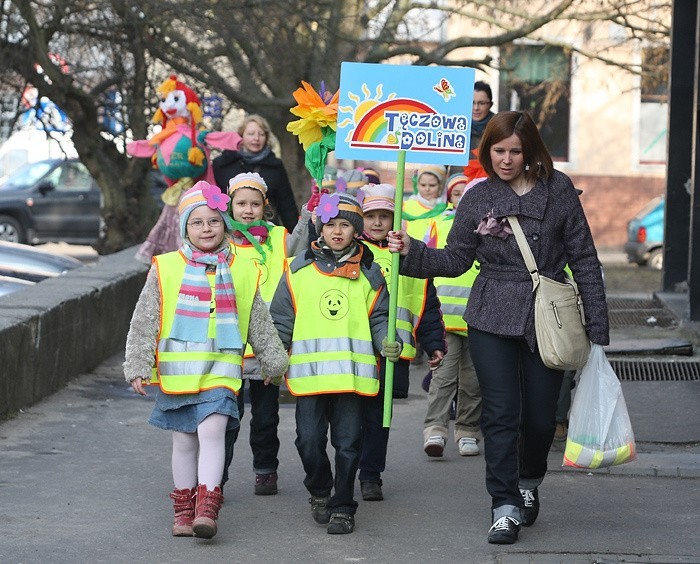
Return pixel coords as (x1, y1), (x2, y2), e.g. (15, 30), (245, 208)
(320, 289), (349, 320)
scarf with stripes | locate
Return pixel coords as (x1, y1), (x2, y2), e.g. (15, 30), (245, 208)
(169, 238), (243, 351)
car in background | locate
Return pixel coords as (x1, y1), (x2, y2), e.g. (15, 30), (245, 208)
(0, 274), (35, 297)
(624, 195), (664, 270)
(0, 240), (83, 284)
(0, 159), (165, 245)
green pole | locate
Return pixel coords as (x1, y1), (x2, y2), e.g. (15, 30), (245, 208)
(383, 149), (406, 428)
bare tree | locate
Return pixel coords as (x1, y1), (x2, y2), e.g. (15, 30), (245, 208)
(0, 0), (670, 252)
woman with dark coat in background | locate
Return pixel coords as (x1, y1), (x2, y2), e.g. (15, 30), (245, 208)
(213, 114), (300, 232)
(470, 81), (495, 154)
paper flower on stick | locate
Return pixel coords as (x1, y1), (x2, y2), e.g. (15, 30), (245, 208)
(287, 81), (339, 185)
(203, 183), (230, 211)
(287, 81), (339, 150)
(317, 193), (340, 224)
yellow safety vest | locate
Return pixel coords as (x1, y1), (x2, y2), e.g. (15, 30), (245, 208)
(285, 262), (381, 397)
(364, 242), (428, 360)
(432, 213), (480, 336)
(150, 251), (258, 394)
(403, 198), (441, 246)
(232, 225), (288, 358)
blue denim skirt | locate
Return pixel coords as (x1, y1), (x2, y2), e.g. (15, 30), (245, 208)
(148, 387), (240, 433)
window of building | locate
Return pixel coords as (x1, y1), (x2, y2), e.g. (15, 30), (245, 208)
(498, 44), (571, 161)
(639, 46), (668, 164)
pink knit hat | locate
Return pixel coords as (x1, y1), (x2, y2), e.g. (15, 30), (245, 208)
(358, 183), (395, 213)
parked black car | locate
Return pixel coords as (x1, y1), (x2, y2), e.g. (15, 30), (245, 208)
(0, 159), (165, 245)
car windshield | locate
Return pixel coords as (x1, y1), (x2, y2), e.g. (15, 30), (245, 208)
(0, 161), (54, 191)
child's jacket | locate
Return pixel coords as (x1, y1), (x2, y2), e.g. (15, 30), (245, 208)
(270, 241), (392, 397)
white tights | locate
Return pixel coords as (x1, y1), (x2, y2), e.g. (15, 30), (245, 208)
(171, 413), (228, 490)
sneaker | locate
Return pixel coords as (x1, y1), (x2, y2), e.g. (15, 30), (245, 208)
(360, 480), (383, 501)
(327, 512), (355, 534)
(424, 435), (446, 457)
(458, 437), (480, 456)
(554, 422), (568, 442)
(254, 472), (278, 496)
(487, 516), (520, 544)
(309, 496), (330, 524)
(519, 488), (540, 527)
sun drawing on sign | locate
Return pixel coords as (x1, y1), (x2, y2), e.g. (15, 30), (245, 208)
(338, 83), (398, 143)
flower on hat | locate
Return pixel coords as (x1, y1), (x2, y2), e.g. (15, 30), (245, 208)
(287, 81), (339, 151)
(202, 183), (230, 211)
(318, 193), (340, 224)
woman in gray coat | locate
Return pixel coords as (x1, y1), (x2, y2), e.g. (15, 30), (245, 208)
(388, 111), (608, 545)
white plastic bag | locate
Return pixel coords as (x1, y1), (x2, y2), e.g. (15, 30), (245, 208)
(563, 345), (636, 468)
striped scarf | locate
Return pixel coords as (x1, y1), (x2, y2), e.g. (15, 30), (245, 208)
(169, 239), (243, 351)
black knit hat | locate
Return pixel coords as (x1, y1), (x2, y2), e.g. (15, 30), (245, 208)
(315, 193), (364, 236)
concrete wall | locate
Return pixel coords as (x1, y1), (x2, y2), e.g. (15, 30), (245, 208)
(0, 247), (148, 420)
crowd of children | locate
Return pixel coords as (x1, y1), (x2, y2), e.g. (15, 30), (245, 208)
(123, 157), (491, 539)
(122, 75), (591, 548)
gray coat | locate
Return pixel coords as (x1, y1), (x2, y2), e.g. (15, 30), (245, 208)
(400, 169), (609, 349)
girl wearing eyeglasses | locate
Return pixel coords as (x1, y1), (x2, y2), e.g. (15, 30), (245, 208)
(123, 181), (289, 540)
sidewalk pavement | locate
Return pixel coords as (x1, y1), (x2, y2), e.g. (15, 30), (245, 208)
(1, 343), (698, 563)
(1, 248), (698, 562)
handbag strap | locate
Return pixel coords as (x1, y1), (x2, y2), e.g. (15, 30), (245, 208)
(507, 215), (540, 292)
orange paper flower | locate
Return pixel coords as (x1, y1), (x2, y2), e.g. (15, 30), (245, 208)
(287, 81), (339, 151)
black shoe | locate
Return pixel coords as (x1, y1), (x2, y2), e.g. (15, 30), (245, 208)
(254, 472), (278, 495)
(327, 512), (355, 534)
(519, 488), (540, 527)
(487, 516), (520, 544)
(360, 480), (383, 501)
(309, 496), (330, 524)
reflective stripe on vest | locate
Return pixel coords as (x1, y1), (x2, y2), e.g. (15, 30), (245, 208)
(150, 251), (258, 394)
(433, 214), (479, 336)
(286, 263), (380, 396)
(365, 242), (428, 360)
(233, 225), (287, 358)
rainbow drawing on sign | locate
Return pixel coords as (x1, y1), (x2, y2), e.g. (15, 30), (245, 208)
(336, 64), (474, 164)
(348, 98), (435, 149)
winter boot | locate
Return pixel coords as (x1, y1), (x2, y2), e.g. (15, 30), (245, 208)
(169, 487), (196, 537)
(192, 484), (224, 539)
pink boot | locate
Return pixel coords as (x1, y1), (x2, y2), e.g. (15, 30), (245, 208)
(192, 484), (224, 539)
(169, 487), (196, 537)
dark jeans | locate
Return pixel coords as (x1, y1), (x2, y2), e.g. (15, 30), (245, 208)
(469, 328), (563, 510)
(222, 378), (280, 485)
(358, 358), (409, 482)
(295, 393), (363, 515)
